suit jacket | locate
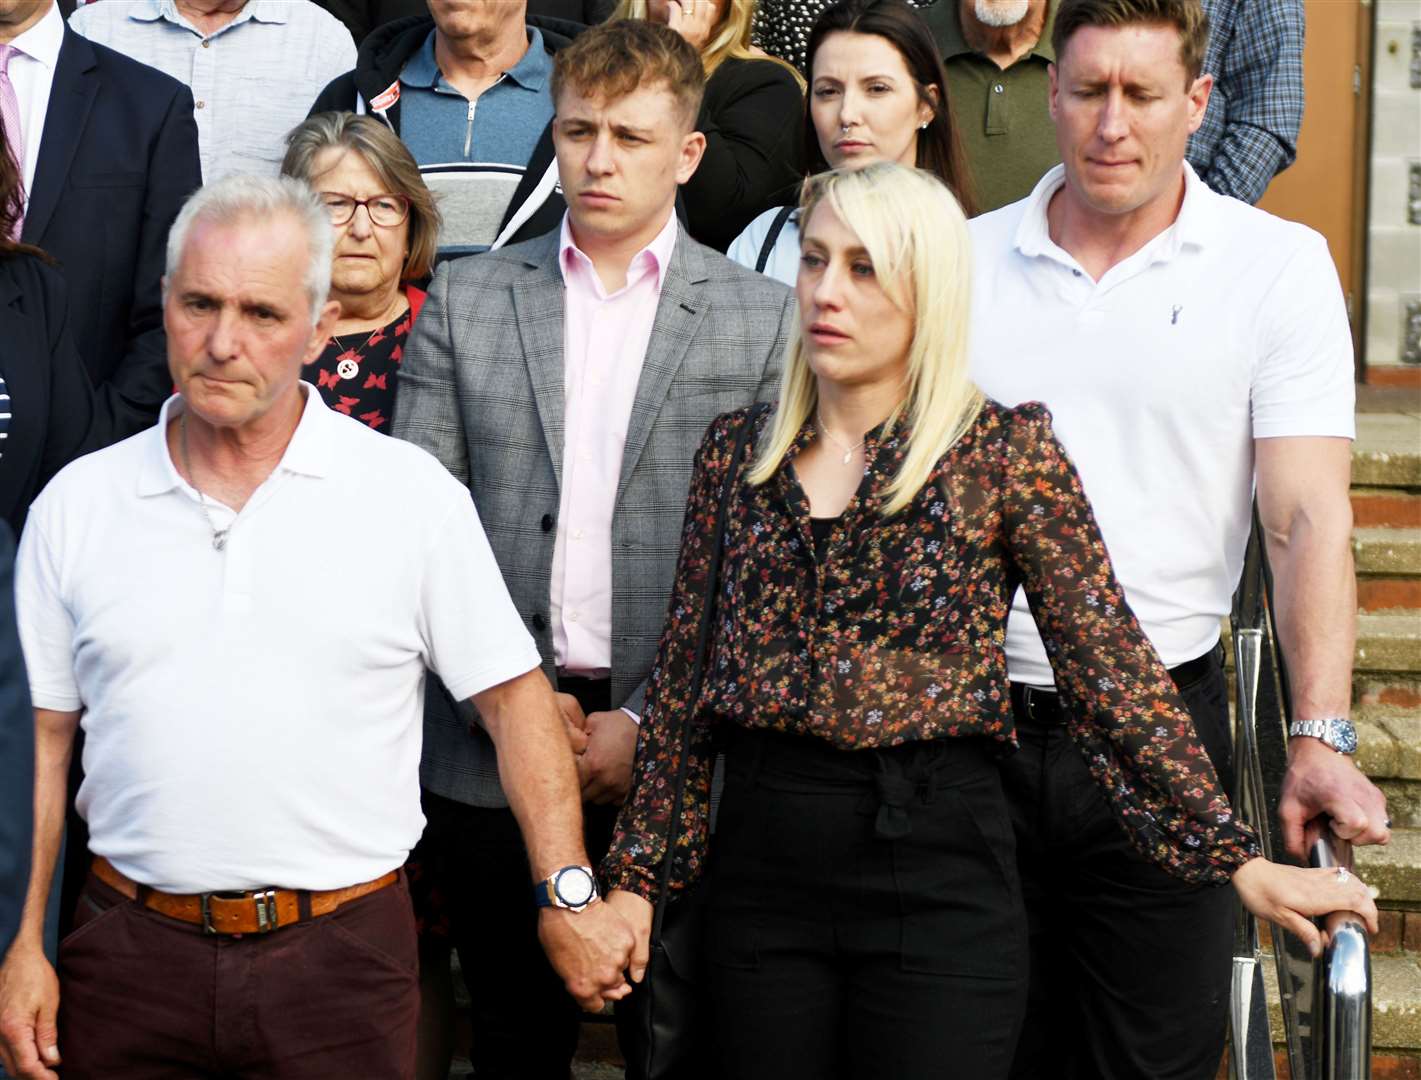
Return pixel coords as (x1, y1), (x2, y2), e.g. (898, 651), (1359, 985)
(0, 253), (95, 536)
(393, 226), (794, 807)
(0, 521), (34, 960)
(21, 28), (202, 446)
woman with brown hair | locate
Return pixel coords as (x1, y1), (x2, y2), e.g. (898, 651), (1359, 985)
(614, 0), (805, 250)
(0, 127), (94, 534)
(727, 0), (977, 282)
(281, 113), (442, 432)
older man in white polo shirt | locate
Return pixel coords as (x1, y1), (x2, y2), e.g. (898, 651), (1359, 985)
(966, 2), (1389, 1079)
(0, 175), (634, 1080)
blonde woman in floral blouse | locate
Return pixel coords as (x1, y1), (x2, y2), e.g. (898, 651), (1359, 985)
(599, 163), (1375, 1080)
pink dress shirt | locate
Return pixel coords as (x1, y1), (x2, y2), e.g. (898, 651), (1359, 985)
(550, 210), (679, 687)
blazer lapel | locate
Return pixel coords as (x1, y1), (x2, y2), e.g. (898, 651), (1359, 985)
(616, 230), (709, 500)
(511, 231), (569, 487)
(22, 29), (99, 247)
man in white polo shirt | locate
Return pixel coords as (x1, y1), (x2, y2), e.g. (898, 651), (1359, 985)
(0, 175), (635, 1080)
(967, 1), (1389, 1078)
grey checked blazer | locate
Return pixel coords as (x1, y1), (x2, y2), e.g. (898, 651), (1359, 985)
(393, 226), (794, 808)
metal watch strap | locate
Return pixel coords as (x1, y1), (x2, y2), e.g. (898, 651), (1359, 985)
(1289, 718), (1356, 753)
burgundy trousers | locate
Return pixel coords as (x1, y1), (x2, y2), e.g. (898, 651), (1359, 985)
(57, 871), (419, 1079)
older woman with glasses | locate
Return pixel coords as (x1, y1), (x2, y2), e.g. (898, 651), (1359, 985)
(281, 113), (442, 431)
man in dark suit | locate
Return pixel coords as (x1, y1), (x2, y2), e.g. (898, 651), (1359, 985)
(0, 523), (33, 964)
(3, 0), (201, 445)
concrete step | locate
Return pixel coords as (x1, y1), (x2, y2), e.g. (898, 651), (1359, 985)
(1262, 951), (1421, 1053)
(1355, 611), (1421, 676)
(1353, 414), (1421, 489)
(1355, 527), (1421, 611)
(1356, 827), (1421, 907)
(1356, 528), (1421, 576)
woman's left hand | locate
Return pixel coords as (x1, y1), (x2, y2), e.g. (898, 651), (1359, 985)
(1232, 856), (1379, 957)
(664, 0), (718, 50)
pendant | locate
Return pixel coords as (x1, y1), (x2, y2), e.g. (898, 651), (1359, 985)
(842, 449), (854, 465)
(212, 530), (229, 552)
(336, 357), (360, 380)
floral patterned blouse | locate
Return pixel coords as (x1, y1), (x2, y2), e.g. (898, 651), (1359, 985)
(602, 400), (1261, 901)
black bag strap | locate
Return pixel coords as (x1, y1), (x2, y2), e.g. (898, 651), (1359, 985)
(754, 206), (796, 275)
(650, 403), (769, 938)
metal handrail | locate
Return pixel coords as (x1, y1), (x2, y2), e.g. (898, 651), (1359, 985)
(1309, 834), (1373, 1080)
(1229, 515), (1373, 1080)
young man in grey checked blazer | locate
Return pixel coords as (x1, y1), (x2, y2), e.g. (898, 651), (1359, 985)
(391, 20), (794, 1079)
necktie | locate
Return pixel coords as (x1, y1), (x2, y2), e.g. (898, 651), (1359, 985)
(0, 44), (25, 239)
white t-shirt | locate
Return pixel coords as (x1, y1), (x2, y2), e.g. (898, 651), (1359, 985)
(968, 163), (1355, 688)
(18, 386), (541, 894)
(727, 206), (801, 286)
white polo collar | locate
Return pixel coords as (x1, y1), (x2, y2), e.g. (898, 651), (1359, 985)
(1012, 161), (1218, 268)
(138, 383), (335, 498)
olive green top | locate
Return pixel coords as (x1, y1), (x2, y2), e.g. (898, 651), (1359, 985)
(917, 1), (1060, 214)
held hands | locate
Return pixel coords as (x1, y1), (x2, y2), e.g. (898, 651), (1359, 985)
(578, 710), (638, 806)
(605, 888), (654, 984)
(538, 899), (637, 1011)
(1232, 857), (1379, 959)
(555, 692), (591, 755)
(0, 943), (62, 1080)
(660, 0), (719, 51)
(1279, 737), (1390, 858)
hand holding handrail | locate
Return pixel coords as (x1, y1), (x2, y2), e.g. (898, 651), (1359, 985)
(1308, 829), (1372, 1080)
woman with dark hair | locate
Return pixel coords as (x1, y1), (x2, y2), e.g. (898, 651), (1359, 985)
(282, 113), (443, 432)
(0, 128), (94, 534)
(727, 0), (976, 282)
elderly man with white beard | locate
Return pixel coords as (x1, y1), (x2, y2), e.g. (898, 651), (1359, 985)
(914, 0), (1059, 211)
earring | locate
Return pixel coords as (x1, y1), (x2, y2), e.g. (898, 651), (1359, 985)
(919, 121), (929, 130)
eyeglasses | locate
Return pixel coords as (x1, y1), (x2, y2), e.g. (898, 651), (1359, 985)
(320, 192), (410, 227)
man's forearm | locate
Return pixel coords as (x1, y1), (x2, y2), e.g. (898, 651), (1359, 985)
(1264, 509), (1356, 721)
(474, 669), (590, 879)
(12, 712), (78, 952)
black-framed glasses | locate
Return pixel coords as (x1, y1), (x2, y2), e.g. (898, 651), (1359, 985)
(320, 192), (410, 227)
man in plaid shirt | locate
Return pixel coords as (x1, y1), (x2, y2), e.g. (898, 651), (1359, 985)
(1189, 0), (1304, 204)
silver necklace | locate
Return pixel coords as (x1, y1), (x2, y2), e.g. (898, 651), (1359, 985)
(179, 413), (231, 552)
(816, 415), (866, 466)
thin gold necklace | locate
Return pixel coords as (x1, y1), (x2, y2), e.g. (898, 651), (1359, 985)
(816, 415), (865, 466)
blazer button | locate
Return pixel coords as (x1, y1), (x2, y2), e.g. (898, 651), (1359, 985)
(540, 514), (554, 533)
(532, 613), (547, 632)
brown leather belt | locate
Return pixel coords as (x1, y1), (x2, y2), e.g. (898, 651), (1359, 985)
(91, 857), (398, 936)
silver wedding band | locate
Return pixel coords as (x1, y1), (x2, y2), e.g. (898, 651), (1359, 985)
(1336, 867), (1350, 884)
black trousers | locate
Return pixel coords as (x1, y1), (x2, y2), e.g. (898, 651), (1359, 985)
(1003, 646), (1235, 1080)
(708, 727), (1028, 1080)
(415, 677), (617, 1080)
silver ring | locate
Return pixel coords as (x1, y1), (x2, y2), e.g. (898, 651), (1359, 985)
(1336, 867), (1350, 884)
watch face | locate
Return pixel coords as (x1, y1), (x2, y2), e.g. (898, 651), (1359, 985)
(1329, 721), (1358, 755)
(555, 867), (595, 908)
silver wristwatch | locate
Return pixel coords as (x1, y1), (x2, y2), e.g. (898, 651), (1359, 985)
(1288, 717), (1358, 755)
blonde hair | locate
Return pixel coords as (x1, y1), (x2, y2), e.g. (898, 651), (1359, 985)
(613, 0), (803, 85)
(747, 163), (984, 515)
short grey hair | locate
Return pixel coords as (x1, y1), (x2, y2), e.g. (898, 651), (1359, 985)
(165, 174), (335, 325)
